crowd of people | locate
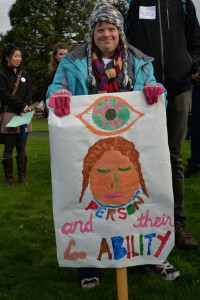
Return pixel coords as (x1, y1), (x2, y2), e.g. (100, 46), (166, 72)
(0, 0), (200, 291)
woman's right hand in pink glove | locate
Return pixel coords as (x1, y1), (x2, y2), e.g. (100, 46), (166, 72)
(49, 90), (71, 117)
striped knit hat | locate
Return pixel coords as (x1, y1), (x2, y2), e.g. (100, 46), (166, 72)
(87, 0), (131, 88)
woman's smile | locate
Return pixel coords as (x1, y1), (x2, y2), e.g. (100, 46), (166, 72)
(94, 22), (120, 58)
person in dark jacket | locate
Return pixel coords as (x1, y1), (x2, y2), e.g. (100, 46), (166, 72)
(185, 66), (200, 176)
(0, 45), (32, 186)
(126, 0), (200, 250)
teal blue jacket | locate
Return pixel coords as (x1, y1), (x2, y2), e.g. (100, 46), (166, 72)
(47, 42), (164, 98)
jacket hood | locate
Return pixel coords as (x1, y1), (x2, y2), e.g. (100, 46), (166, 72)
(68, 42), (153, 63)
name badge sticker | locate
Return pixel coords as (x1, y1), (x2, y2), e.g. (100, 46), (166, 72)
(139, 6), (156, 20)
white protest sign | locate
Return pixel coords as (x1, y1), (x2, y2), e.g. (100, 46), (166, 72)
(48, 91), (174, 268)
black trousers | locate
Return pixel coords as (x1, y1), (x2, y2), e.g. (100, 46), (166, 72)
(167, 90), (191, 222)
(188, 85), (200, 167)
(2, 133), (28, 159)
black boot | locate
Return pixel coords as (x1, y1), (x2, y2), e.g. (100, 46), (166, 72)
(16, 155), (29, 185)
(175, 221), (199, 250)
(2, 158), (14, 186)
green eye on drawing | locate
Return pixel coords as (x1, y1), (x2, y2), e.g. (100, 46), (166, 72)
(97, 166), (131, 173)
(76, 95), (144, 136)
(91, 98), (130, 131)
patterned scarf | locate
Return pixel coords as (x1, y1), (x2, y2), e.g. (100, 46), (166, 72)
(92, 50), (123, 93)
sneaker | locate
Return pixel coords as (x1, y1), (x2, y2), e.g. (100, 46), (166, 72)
(152, 260), (180, 281)
(175, 222), (199, 250)
(81, 277), (99, 289)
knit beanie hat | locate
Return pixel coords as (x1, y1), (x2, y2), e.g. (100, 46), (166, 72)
(89, 0), (128, 32)
(87, 0), (131, 88)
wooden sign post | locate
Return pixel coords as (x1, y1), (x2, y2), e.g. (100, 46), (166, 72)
(117, 268), (128, 300)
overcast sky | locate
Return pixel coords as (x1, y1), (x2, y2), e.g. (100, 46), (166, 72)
(0, 0), (200, 34)
(0, 0), (14, 34)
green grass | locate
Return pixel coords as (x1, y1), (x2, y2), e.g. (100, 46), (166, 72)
(31, 116), (48, 132)
(0, 119), (200, 300)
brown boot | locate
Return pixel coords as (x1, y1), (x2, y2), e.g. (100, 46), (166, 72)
(2, 158), (14, 186)
(16, 155), (29, 185)
(175, 222), (199, 250)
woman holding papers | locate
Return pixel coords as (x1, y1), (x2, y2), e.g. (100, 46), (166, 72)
(46, 0), (180, 289)
(0, 45), (32, 186)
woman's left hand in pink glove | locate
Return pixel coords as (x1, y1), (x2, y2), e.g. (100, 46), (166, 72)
(49, 89), (71, 117)
(143, 84), (164, 105)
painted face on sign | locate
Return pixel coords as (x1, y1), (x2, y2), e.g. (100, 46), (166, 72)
(89, 150), (140, 207)
(79, 137), (149, 206)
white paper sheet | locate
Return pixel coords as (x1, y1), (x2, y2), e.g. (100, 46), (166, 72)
(48, 91), (174, 268)
(6, 111), (34, 127)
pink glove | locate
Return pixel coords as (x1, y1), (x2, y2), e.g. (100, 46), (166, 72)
(49, 90), (71, 117)
(143, 84), (164, 105)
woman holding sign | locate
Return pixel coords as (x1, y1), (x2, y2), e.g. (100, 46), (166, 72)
(47, 0), (179, 288)
(0, 45), (32, 186)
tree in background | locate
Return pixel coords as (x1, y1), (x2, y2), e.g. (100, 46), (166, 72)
(0, 0), (95, 102)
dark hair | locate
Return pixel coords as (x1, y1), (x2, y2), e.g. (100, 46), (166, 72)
(48, 42), (68, 74)
(52, 42), (68, 56)
(1, 45), (21, 68)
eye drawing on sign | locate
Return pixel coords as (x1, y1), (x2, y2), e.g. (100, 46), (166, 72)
(76, 95), (144, 136)
(79, 137), (149, 221)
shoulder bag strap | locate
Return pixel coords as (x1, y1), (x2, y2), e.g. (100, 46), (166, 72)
(12, 70), (22, 96)
(0, 71), (22, 117)
(0, 104), (8, 122)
